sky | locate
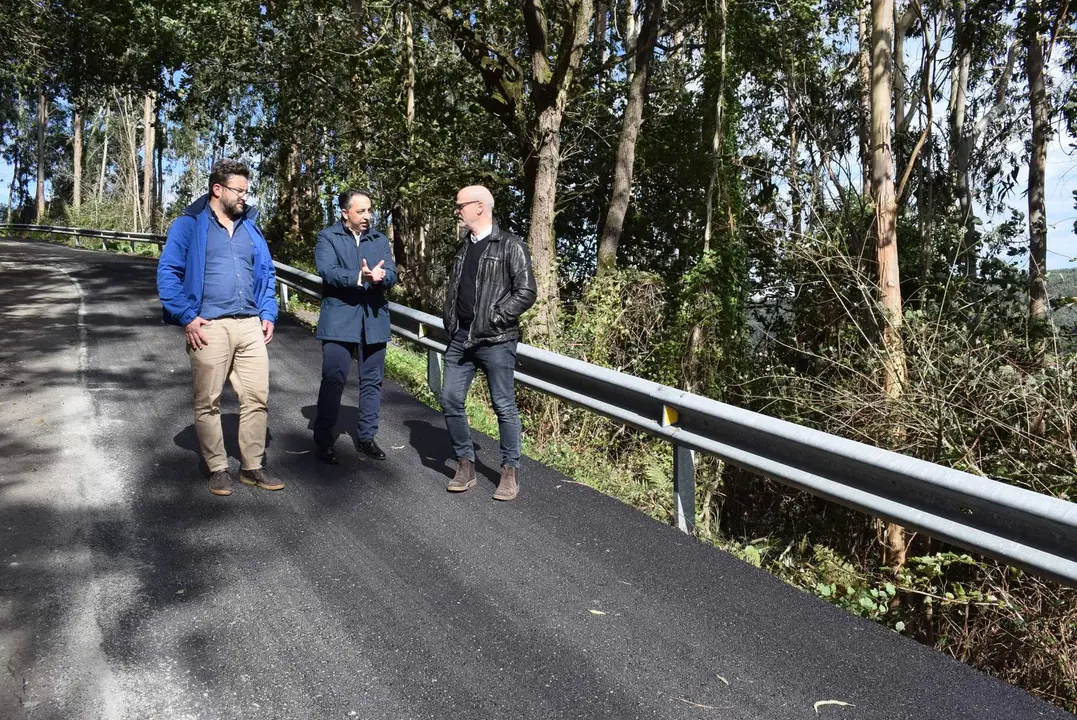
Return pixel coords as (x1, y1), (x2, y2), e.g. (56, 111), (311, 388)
(1033, 130), (1077, 268)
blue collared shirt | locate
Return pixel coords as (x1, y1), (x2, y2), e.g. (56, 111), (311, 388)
(200, 210), (259, 320)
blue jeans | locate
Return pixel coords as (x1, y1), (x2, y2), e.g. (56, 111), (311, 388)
(440, 330), (521, 468)
(314, 340), (386, 448)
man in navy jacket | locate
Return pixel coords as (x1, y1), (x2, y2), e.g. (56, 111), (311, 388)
(312, 190), (398, 464)
(157, 159), (284, 497)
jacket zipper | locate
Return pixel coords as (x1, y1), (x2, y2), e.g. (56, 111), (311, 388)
(466, 231), (499, 348)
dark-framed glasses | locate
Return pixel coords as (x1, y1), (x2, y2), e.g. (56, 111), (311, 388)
(454, 200), (481, 211)
(221, 185), (252, 198)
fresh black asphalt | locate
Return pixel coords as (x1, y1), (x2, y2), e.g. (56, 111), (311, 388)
(0, 237), (1067, 719)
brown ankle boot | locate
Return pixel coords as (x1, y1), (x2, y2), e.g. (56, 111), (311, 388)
(446, 457), (476, 492)
(493, 466), (519, 501)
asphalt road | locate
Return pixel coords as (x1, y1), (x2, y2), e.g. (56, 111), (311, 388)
(0, 237), (1068, 719)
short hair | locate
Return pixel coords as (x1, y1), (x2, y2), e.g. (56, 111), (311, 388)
(338, 189), (371, 210)
(208, 159), (250, 191)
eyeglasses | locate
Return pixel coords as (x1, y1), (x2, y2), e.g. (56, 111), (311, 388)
(221, 185), (251, 198)
(454, 200), (481, 211)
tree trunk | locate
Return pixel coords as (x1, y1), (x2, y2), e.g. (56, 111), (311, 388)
(35, 91), (47, 222)
(917, 133), (934, 287)
(596, 0), (662, 274)
(528, 107), (565, 343)
(871, 0), (909, 571)
(122, 95), (140, 231)
(418, 0), (591, 342)
(893, 5), (906, 135)
(857, 1), (873, 198)
(947, 1), (976, 277)
(392, 3), (417, 281)
(624, 0), (639, 76)
(287, 142), (300, 237)
(98, 107), (110, 203)
(405, 4), (416, 139)
(156, 102), (164, 227)
(73, 110), (82, 212)
(141, 92), (156, 229)
(7, 140), (18, 222)
(702, 0), (728, 252)
(1025, 1), (1049, 361)
(892, 4), (917, 190)
(521, 0), (594, 346)
(595, 0), (608, 88)
(786, 67), (802, 239)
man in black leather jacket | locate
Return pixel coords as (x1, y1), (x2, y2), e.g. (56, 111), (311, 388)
(441, 185), (537, 500)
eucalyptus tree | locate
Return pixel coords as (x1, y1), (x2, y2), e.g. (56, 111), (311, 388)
(413, 1), (595, 345)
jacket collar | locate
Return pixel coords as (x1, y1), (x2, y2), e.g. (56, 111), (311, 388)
(334, 220), (377, 241)
(467, 219), (501, 243)
(182, 193), (259, 224)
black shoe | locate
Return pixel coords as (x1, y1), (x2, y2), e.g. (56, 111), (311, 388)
(315, 446), (339, 465)
(356, 438), (386, 460)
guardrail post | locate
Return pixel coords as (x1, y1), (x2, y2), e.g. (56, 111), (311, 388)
(130, 239), (137, 253)
(427, 350), (442, 400)
(73, 234), (81, 247)
(673, 444), (696, 534)
(280, 282), (290, 311)
(101, 238), (107, 251)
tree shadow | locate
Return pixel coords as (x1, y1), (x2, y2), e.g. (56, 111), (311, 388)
(299, 403), (361, 451)
(402, 418), (498, 486)
(173, 413), (276, 476)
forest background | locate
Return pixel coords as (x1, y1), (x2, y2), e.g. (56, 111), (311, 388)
(2, 0), (1077, 711)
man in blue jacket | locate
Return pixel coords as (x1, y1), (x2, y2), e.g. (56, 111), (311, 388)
(312, 190), (398, 465)
(157, 159), (284, 497)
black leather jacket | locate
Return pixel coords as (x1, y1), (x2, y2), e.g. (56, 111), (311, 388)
(443, 221), (537, 347)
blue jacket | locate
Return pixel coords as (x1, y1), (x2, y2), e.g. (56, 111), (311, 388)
(157, 195), (278, 327)
(315, 221), (398, 345)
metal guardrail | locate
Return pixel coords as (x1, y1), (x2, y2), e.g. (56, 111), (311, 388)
(4, 223), (165, 253)
(7, 223), (1077, 587)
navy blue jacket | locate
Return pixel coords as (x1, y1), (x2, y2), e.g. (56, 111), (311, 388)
(157, 195), (278, 327)
(315, 221), (398, 344)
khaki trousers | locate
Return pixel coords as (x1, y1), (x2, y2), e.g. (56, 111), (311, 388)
(187, 317), (269, 472)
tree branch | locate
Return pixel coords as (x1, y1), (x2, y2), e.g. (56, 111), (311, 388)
(896, 0), (938, 203)
(970, 41), (1017, 142)
(1047, 0), (1070, 63)
(523, 0), (552, 85)
(414, 2), (526, 136)
(551, 0), (594, 95)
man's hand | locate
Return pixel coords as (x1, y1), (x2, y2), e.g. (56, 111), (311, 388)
(185, 317), (212, 349)
(262, 320), (275, 345)
(361, 259), (386, 284)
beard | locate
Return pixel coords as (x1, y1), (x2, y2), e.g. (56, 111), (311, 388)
(223, 196), (245, 219)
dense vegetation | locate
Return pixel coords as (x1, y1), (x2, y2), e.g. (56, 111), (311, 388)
(2, 0), (1076, 711)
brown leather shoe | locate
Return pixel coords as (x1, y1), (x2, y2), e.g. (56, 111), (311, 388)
(208, 469), (232, 496)
(446, 457), (476, 492)
(493, 466), (519, 501)
(239, 467), (285, 491)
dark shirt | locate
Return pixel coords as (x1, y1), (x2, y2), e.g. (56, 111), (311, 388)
(455, 235), (491, 329)
(200, 210), (259, 320)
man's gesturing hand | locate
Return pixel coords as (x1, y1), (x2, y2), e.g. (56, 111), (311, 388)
(262, 320), (275, 345)
(185, 317), (213, 349)
(361, 259), (387, 284)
